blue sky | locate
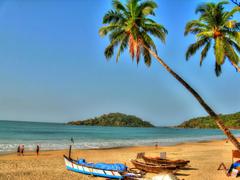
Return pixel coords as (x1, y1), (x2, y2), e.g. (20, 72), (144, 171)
(0, 0), (239, 125)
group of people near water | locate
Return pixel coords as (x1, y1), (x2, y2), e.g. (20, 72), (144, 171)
(17, 144), (40, 156)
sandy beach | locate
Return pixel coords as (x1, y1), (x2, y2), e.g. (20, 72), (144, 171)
(0, 139), (235, 180)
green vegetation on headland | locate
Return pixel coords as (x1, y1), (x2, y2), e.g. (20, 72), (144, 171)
(67, 113), (154, 127)
(178, 112), (240, 129)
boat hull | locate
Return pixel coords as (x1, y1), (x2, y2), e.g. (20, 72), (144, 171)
(142, 156), (190, 168)
(64, 156), (123, 179)
(131, 160), (177, 174)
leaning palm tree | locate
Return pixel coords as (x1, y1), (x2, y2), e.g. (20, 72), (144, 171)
(99, 0), (240, 149)
(185, 1), (240, 76)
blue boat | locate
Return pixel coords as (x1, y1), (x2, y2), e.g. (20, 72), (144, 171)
(63, 155), (127, 179)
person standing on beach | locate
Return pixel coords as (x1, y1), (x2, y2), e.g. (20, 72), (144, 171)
(21, 145), (24, 156)
(17, 145), (20, 156)
(71, 137), (74, 144)
(36, 145), (40, 156)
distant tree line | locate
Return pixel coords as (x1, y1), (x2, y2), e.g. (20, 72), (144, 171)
(67, 113), (154, 127)
(178, 112), (240, 129)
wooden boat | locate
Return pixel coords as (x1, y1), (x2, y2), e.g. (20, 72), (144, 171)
(131, 160), (178, 174)
(142, 156), (190, 168)
(64, 155), (126, 179)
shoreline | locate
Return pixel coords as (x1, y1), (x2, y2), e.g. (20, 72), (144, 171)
(0, 138), (226, 156)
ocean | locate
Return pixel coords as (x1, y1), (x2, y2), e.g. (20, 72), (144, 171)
(0, 120), (239, 153)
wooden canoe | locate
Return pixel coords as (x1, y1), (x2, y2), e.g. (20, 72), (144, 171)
(131, 160), (177, 174)
(142, 156), (190, 168)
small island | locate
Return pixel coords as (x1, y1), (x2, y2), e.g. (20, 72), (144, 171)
(177, 112), (240, 129)
(67, 113), (154, 127)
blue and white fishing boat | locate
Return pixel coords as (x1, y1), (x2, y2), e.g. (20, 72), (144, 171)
(63, 155), (127, 179)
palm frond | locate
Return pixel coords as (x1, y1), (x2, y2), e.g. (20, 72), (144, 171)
(142, 23), (167, 43)
(224, 20), (237, 28)
(227, 22), (240, 31)
(184, 20), (209, 36)
(186, 38), (208, 60)
(214, 37), (225, 65)
(215, 62), (222, 76)
(140, 31), (157, 53)
(225, 40), (240, 64)
(227, 38), (240, 53)
(223, 30), (240, 45)
(195, 3), (213, 14)
(102, 10), (124, 24)
(99, 24), (122, 37)
(127, 0), (140, 17)
(109, 29), (126, 41)
(116, 35), (129, 62)
(105, 32), (127, 59)
(104, 44), (115, 59)
(196, 31), (214, 38)
(137, 0), (157, 16)
(223, 6), (240, 21)
(217, 1), (229, 8)
(112, 0), (127, 13)
(200, 41), (211, 66)
(142, 45), (151, 66)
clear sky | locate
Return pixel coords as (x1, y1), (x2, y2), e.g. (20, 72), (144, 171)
(0, 0), (239, 125)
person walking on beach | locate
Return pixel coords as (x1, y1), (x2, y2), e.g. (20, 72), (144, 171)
(21, 145), (24, 156)
(17, 145), (20, 156)
(71, 137), (74, 144)
(36, 144), (40, 156)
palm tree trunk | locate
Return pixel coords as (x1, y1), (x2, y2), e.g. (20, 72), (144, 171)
(144, 45), (240, 150)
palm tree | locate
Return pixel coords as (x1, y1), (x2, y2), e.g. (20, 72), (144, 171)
(185, 1), (240, 76)
(99, 0), (240, 149)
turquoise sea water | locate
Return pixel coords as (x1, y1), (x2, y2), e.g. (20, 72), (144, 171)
(0, 120), (240, 153)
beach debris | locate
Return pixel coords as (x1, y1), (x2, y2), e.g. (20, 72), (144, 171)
(152, 174), (179, 180)
(217, 162), (227, 171)
(128, 168), (146, 176)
